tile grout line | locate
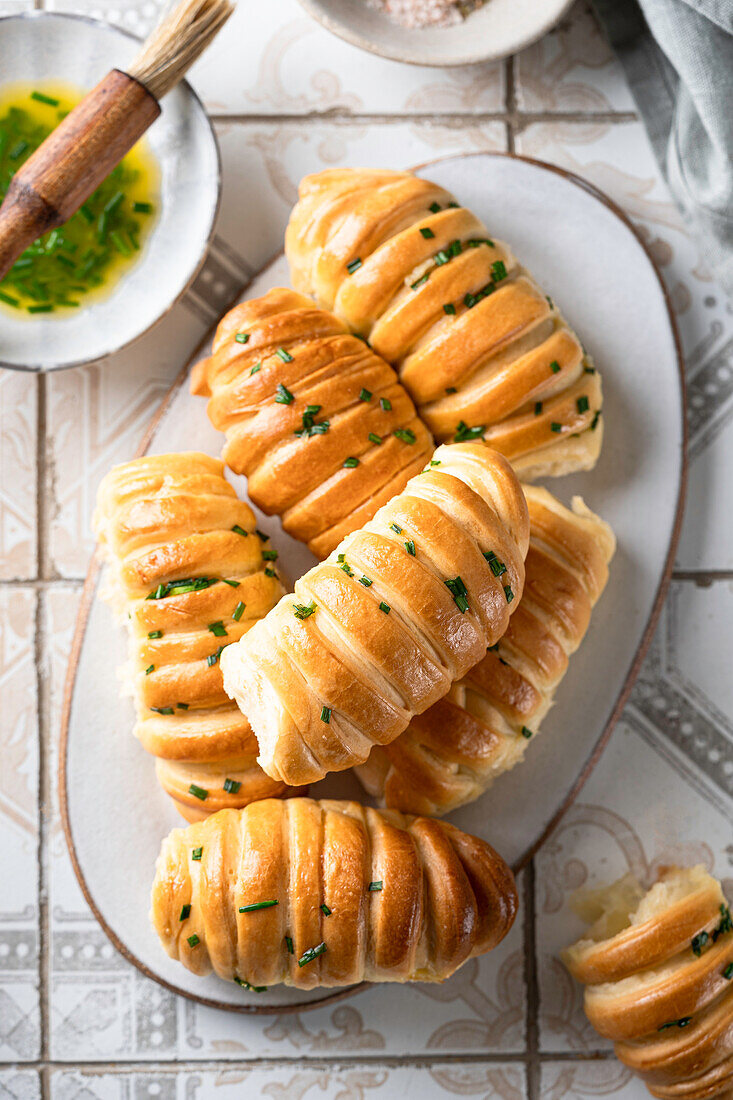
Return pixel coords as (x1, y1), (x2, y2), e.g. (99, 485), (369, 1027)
(207, 109), (639, 126)
(523, 861), (541, 1100)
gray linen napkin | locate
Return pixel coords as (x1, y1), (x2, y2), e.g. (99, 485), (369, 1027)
(592, 0), (733, 296)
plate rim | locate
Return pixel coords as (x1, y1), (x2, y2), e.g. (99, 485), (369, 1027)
(0, 9), (222, 374)
(295, 0), (576, 67)
(58, 150), (688, 1015)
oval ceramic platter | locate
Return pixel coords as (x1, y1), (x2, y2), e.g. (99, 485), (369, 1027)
(61, 153), (686, 1014)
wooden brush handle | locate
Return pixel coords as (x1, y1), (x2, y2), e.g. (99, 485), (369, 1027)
(0, 70), (160, 282)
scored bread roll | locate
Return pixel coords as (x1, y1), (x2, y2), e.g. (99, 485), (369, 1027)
(562, 866), (733, 1099)
(191, 287), (433, 558)
(93, 453), (303, 820)
(285, 167), (603, 480)
(151, 797), (518, 989)
(355, 485), (615, 815)
(220, 442), (530, 787)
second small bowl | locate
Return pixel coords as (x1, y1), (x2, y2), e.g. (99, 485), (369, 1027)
(0, 11), (220, 372)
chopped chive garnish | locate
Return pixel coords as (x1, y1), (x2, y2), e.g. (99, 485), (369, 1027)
(343, 456), (359, 468)
(146, 577), (217, 599)
(584, 365), (596, 374)
(293, 601), (316, 620)
(233, 976), (267, 991)
(491, 260), (507, 282)
(504, 585), (514, 603)
(379, 601), (390, 614)
(445, 387), (457, 394)
(534, 402), (543, 416)
(405, 540), (416, 556)
(28, 304), (53, 313)
(150, 706), (174, 715)
(359, 576), (373, 587)
(147, 630), (162, 639)
(394, 428), (416, 444)
(347, 258), (362, 274)
(276, 347), (293, 363)
(223, 778), (241, 794)
(285, 936), (294, 954)
(231, 524), (248, 537)
(208, 621), (227, 637)
(179, 904), (191, 921)
(484, 551), (506, 577)
(546, 296), (554, 308)
(429, 202), (441, 213)
(691, 932), (709, 956)
(724, 963), (733, 979)
(434, 250), (450, 266)
(443, 303), (456, 315)
(298, 942), (327, 967)
(239, 900), (278, 913)
(454, 421), (484, 443)
(368, 881), (383, 891)
(207, 646), (225, 667)
(658, 1018), (691, 1031)
(31, 90), (60, 106)
(410, 272), (430, 290)
(177, 703), (189, 710)
(445, 576), (469, 614)
(221, 578), (240, 587)
(187, 934), (200, 947)
(420, 227), (435, 239)
(110, 231), (131, 257)
(262, 549), (278, 561)
(467, 237), (495, 248)
(359, 388), (372, 402)
(320, 903), (332, 915)
(189, 784), (208, 801)
(549, 360), (561, 374)
(9, 140), (29, 160)
(390, 522), (403, 534)
(577, 395), (589, 414)
(133, 201), (153, 214)
(275, 382), (294, 404)
(264, 568), (276, 577)
(380, 397), (391, 411)
(191, 847), (203, 861)
(521, 727), (533, 739)
(368, 432), (382, 445)
(550, 422), (562, 433)
(250, 363), (261, 376)
(232, 601), (246, 621)
(235, 332), (249, 344)
(145, 664), (154, 675)
(320, 706), (331, 724)
(430, 459), (441, 466)
(0, 291), (20, 307)
(590, 410), (601, 430)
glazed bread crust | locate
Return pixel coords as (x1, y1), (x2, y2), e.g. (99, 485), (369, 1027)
(220, 442), (530, 786)
(93, 453), (300, 819)
(191, 287), (433, 558)
(285, 168), (603, 479)
(355, 485), (615, 815)
(150, 797), (518, 989)
(562, 866), (733, 1100)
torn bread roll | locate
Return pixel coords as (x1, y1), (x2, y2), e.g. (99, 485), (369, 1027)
(355, 485), (615, 815)
(285, 167), (602, 480)
(221, 442), (529, 786)
(191, 286), (433, 558)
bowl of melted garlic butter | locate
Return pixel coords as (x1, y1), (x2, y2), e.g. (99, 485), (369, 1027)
(0, 12), (220, 371)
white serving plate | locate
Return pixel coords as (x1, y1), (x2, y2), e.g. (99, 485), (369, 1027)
(0, 12), (220, 371)
(297, 0), (575, 67)
(60, 153), (686, 1014)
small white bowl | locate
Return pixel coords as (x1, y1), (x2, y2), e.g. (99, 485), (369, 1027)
(0, 12), (221, 372)
(297, 0), (575, 66)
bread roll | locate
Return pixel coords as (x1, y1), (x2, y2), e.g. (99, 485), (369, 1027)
(355, 486), (615, 814)
(220, 442), (530, 786)
(151, 797), (518, 989)
(93, 453), (302, 819)
(285, 167), (603, 480)
(191, 287), (433, 558)
(562, 866), (733, 1099)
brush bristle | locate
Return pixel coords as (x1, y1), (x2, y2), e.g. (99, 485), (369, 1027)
(128, 0), (233, 100)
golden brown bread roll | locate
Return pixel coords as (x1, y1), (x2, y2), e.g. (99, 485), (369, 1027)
(562, 866), (733, 1099)
(191, 287), (433, 558)
(355, 485), (615, 814)
(285, 167), (603, 480)
(93, 453), (302, 819)
(150, 797), (518, 989)
(220, 442), (530, 786)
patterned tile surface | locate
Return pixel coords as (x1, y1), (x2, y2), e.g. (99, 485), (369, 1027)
(1, 0), (732, 1096)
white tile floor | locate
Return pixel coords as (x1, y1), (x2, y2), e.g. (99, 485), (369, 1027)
(0, 1), (731, 1098)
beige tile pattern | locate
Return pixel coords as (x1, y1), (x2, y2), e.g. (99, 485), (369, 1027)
(0, 372), (37, 580)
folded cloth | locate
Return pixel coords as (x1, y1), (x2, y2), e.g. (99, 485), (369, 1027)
(593, 0), (733, 297)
